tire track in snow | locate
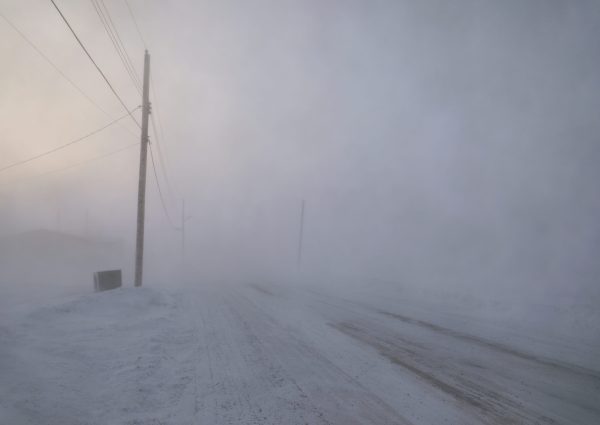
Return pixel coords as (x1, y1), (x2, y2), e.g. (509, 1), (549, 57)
(377, 309), (600, 381)
(186, 287), (333, 424)
(223, 292), (333, 425)
(297, 289), (599, 424)
(332, 321), (557, 425)
(232, 290), (412, 425)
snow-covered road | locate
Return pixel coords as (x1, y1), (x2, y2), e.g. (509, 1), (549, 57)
(1, 282), (599, 424)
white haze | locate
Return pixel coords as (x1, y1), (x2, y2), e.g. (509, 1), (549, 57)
(0, 0), (599, 311)
(2, 3), (600, 425)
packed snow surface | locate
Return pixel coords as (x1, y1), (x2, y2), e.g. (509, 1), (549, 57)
(1, 282), (599, 424)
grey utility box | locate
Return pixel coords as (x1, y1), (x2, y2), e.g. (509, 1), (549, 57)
(93, 269), (122, 292)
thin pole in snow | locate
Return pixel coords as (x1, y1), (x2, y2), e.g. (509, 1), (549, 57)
(297, 199), (305, 268)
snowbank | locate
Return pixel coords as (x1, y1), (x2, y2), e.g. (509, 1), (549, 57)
(0, 287), (196, 425)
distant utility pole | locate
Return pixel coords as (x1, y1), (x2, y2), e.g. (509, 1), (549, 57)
(85, 209), (89, 238)
(179, 199), (192, 263)
(297, 199), (305, 268)
(134, 50), (151, 287)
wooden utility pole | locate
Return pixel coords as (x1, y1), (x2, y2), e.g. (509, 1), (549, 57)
(180, 199), (192, 263)
(297, 199), (305, 268)
(181, 199), (185, 261)
(85, 209), (89, 238)
(134, 50), (150, 287)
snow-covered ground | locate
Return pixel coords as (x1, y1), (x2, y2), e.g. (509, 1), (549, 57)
(1, 281), (599, 424)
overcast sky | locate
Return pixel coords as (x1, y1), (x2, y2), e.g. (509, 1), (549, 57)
(1, 0), (599, 295)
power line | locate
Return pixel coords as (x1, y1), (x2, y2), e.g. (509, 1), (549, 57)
(0, 10), (137, 138)
(149, 65), (177, 201)
(0, 143), (138, 189)
(39, 142), (138, 178)
(99, 0), (141, 79)
(150, 75), (167, 142)
(150, 75), (167, 140)
(122, 0), (180, 224)
(148, 143), (177, 228)
(0, 107), (138, 174)
(100, 0), (142, 90)
(90, 0), (142, 93)
(150, 113), (175, 200)
(122, 4), (177, 201)
(49, 0), (140, 128)
(0, 10), (102, 116)
(123, 0), (147, 49)
(90, 0), (141, 93)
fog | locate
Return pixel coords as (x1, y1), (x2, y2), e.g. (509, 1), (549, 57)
(1, 0), (600, 305)
(3, 2), (600, 423)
